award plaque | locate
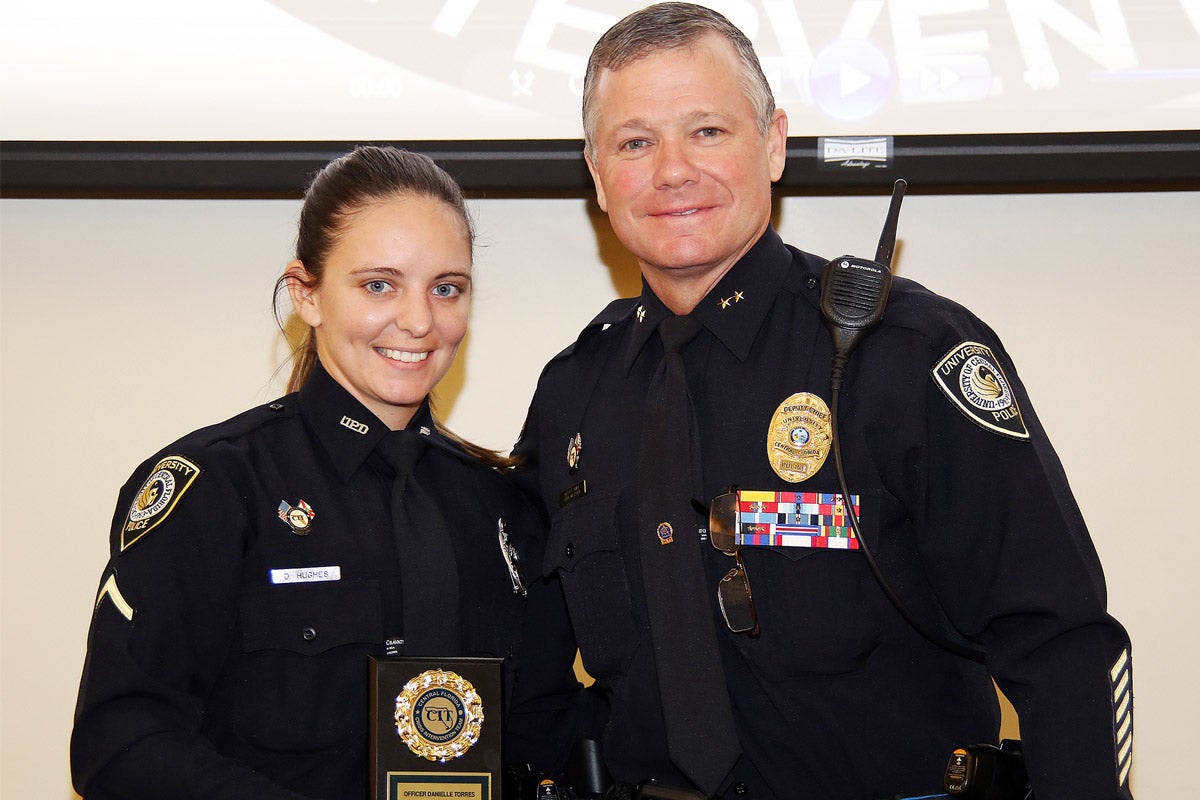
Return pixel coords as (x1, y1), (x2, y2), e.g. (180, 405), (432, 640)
(370, 656), (504, 800)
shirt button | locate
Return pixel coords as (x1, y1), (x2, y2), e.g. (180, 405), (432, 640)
(806, 276), (819, 290)
(564, 542), (575, 559)
(301, 627), (317, 641)
(732, 782), (748, 795)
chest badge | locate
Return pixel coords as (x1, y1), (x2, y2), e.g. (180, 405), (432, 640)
(497, 518), (527, 596)
(767, 393), (832, 483)
(277, 499), (316, 534)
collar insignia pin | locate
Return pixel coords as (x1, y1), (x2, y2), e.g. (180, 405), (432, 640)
(719, 291), (745, 310)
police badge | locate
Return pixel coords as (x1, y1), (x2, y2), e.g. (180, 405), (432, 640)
(497, 518), (527, 596)
(766, 393), (833, 483)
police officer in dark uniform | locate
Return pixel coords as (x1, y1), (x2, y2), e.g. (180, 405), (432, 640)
(513, 5), (1134, 800)
(71, 146), (582, 799)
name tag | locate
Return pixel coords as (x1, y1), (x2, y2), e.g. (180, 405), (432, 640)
(270, 566), (342, 584)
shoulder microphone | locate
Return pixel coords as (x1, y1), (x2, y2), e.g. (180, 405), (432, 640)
(820, 179), (905, 389)
(817, 180), (986, 663)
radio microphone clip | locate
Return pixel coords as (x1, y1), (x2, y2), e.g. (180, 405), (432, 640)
(819, 179), (906, 388)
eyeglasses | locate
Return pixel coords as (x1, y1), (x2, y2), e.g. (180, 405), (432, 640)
(708, 490), (760, 637)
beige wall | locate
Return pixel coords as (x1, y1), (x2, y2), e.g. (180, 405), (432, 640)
(2, 190), (1196, 798)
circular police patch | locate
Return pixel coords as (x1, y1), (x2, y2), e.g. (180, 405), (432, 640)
(394, 669), (483, 762)
(932, 341), (1030, 440)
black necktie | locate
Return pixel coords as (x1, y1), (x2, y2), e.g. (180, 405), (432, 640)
(636, 314), (741, 795)
(377, 430), (460, 655)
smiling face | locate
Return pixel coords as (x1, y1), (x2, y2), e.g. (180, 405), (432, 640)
(584, 33), (787, 311)
(288, 194), (472, 430)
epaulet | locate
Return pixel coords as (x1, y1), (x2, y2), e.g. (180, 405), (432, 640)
(420, 424), (483, 468)
(176, 394), (298, 450)
(548, 297), (640, 363)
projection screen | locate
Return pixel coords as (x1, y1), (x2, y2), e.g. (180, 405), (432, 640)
(3, 0), (1198, 193)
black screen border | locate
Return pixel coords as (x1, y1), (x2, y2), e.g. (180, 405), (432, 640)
(3, 131), (1198, 197)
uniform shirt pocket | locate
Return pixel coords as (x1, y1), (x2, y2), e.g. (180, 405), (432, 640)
(543, 490), (636, 679)
(729, 486), (890, 677)
(230, 578), (384, 751)
(733, 547), (883, 677)
(240, 577), (383, 655)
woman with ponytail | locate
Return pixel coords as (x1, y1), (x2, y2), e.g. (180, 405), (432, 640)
(71, 146), (585, 799)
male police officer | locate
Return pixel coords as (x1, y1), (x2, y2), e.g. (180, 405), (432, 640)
(514, 4), (1134, 799)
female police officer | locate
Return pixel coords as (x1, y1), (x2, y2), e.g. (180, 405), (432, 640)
(70, 146), (577, 799)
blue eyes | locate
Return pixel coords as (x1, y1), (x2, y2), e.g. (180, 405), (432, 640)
(362, 280), (464, 298)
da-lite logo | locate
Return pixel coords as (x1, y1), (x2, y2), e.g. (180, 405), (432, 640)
(339, 416), (369, 435)
(819, 136), (892, 169)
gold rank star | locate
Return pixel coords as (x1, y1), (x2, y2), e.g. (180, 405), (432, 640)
(719, 291), (745, 310)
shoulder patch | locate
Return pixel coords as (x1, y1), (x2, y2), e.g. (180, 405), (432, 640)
(931, 341), (1030, 441)
(121, 455), (202, 552)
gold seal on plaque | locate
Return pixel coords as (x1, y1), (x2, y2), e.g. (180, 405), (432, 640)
(766, 392), (832, 483)
(394, 669), (484, 763)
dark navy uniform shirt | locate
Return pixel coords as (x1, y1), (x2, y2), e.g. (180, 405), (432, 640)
(514, 228), (1134, 800)
(72, 362), (578, 799)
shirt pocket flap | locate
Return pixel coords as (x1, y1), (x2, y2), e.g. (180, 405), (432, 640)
(542, 489), (621, 577)
(239, 578), (383, 655)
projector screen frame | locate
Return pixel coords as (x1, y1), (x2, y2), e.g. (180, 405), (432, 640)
(3, 131), (1198, 197)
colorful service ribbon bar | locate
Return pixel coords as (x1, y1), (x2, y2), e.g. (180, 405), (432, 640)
(736, 490), (861, 549)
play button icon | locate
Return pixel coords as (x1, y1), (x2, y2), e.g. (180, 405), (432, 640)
(840, 62), (873, 97)
(809, 40), (893, 122)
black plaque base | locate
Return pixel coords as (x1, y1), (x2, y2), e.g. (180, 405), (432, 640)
(370, 656), (504, 800)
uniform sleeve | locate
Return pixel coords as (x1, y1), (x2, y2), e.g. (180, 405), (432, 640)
(70, 452), (313, 800)
(913, 330), (1134, 800)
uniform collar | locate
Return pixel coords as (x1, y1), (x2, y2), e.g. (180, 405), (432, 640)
(623, 226), (792, 372)
(297, 361), (438, 482)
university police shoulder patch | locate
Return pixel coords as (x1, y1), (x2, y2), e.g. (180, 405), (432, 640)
(931, 341), (1030, 441)
(121, 455), (202, 552)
